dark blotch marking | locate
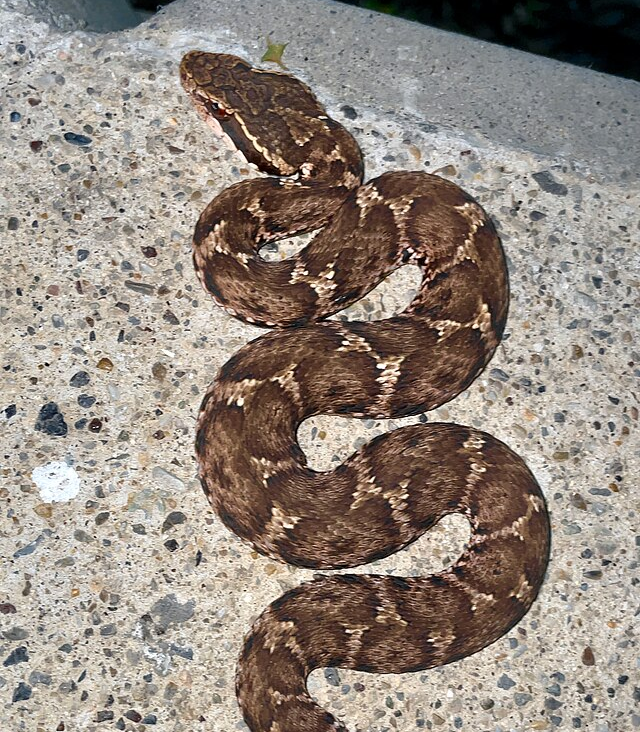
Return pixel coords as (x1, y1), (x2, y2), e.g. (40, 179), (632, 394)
(218, 506), (245, 537)
(391, 576), (412, 591)
(202, 267), (226, 303)
(430, 575), (449, 587)
(332, 289), (360, 305)
(366, 546), (393, 563)
(270, 585), (304, 614)
(339, 575), (365, 586)
(195, 428), (207, 456)
(355, 663), (376, 673)
(336, 402), (368, 415)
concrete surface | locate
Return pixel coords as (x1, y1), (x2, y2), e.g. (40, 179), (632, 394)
(2, 0), (145, 32)
(1, 0), (638, 731)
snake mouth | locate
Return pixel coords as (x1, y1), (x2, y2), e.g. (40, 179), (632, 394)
(198, 95), (231, 120)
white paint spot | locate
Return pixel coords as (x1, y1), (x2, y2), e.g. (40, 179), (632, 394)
(31, 461), (81, 503)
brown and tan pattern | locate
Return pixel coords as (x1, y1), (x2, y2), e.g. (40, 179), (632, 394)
(180, 51), (551, 732)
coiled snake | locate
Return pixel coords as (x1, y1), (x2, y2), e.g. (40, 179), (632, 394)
(180, 51), (550, 732)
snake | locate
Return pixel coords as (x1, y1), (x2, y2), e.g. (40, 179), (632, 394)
(180, 51), (551, 732)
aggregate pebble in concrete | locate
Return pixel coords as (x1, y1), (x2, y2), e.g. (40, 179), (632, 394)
(1, 1), (639, 731)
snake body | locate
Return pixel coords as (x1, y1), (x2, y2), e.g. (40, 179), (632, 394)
(180, 52), (550, 732)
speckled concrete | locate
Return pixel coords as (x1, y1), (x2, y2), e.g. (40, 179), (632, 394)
(1, 1), (639, 731)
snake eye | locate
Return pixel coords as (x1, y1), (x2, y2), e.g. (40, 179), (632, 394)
(205, 99), (229, 118)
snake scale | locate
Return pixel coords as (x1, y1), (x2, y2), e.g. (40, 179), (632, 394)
(180, 51), (551, 732)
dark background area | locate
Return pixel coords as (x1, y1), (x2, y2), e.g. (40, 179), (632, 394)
(136, 0), (640, 81)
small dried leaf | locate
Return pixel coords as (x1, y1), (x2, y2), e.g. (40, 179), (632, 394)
(261, 36), (288, 69)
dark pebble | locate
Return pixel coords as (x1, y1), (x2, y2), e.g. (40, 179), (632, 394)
(13, 529), (50, 557)
(125, 710), (142, 722)
(10, 111), (21, 122)
(169, 644), (193, 660)
(583, 570), (602, 579)
(12, 682), (32, 702)
(29, 670), (51, 685)
(124, 280), (155, 295)
(142, 715), (157, 724)
(164, 539), (179, 552)
(532, 171), (568, 196)
(340, 105), (357, 119)
(88, 418), (102, 432)
(77, 394), (96, 408)
(132, 524), (146, 535)
(498, 673), (516, 689)
(529, 210), (546, 220)
(64, 132), (92, 146)
(69, 371), (90, 387)
(7, 216), (19, 230)
(141, 246), (157, 258)
(30, 141), (43, 152)
(581, 646), (595, 665)
(162, 511), (186, 532)
(515, 692), (532, 706)
(77, 249), (90, 262)
(95, 512), (110, 526)
(35, 402), (68, 437)
(545, 697), (563, 710)
(3, 404), (17, 418)
(95, 710), (114, 722)
(163, 310), (180, 325)
(3, 646), (29, 667)
(489, 367), (509, 382)
(324, 668), (340, 687)
(74, 418), (88, 430)
(0, 603), (17, 614)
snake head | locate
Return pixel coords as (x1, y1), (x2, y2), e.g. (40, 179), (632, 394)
(180, 51), (334, 177)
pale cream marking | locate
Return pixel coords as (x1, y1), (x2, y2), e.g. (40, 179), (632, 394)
(470, 301), (494, 336)
(289, 259), (310, 282)
(217, 377), (260, 407)
(203, 219), (230, 255)
(426, 317), (464, 339)
(425, 629), (457, 653)
(232, 111), (293, 172)
(388, 195), (414, 217)
(350, 474), (412, 539)
(350, 473), (382, 511)
(469, 492), (542, 549)
(259, 616), (307, 665)
(262, 501), (302, 554)
(449, 201), (485, 267)
(307, 261), (338, 299)
(355, 184), (384, 216)
(382, 479), (415, 541)
(251, 456), (295, 487)
(510, 573), (535, 603)
(270, 365), (303, 406)
(374, 354), (405, 409)
(374, 592), (408, 627)
(336, 327), (375, 354)
(344, 624), (370, 658)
